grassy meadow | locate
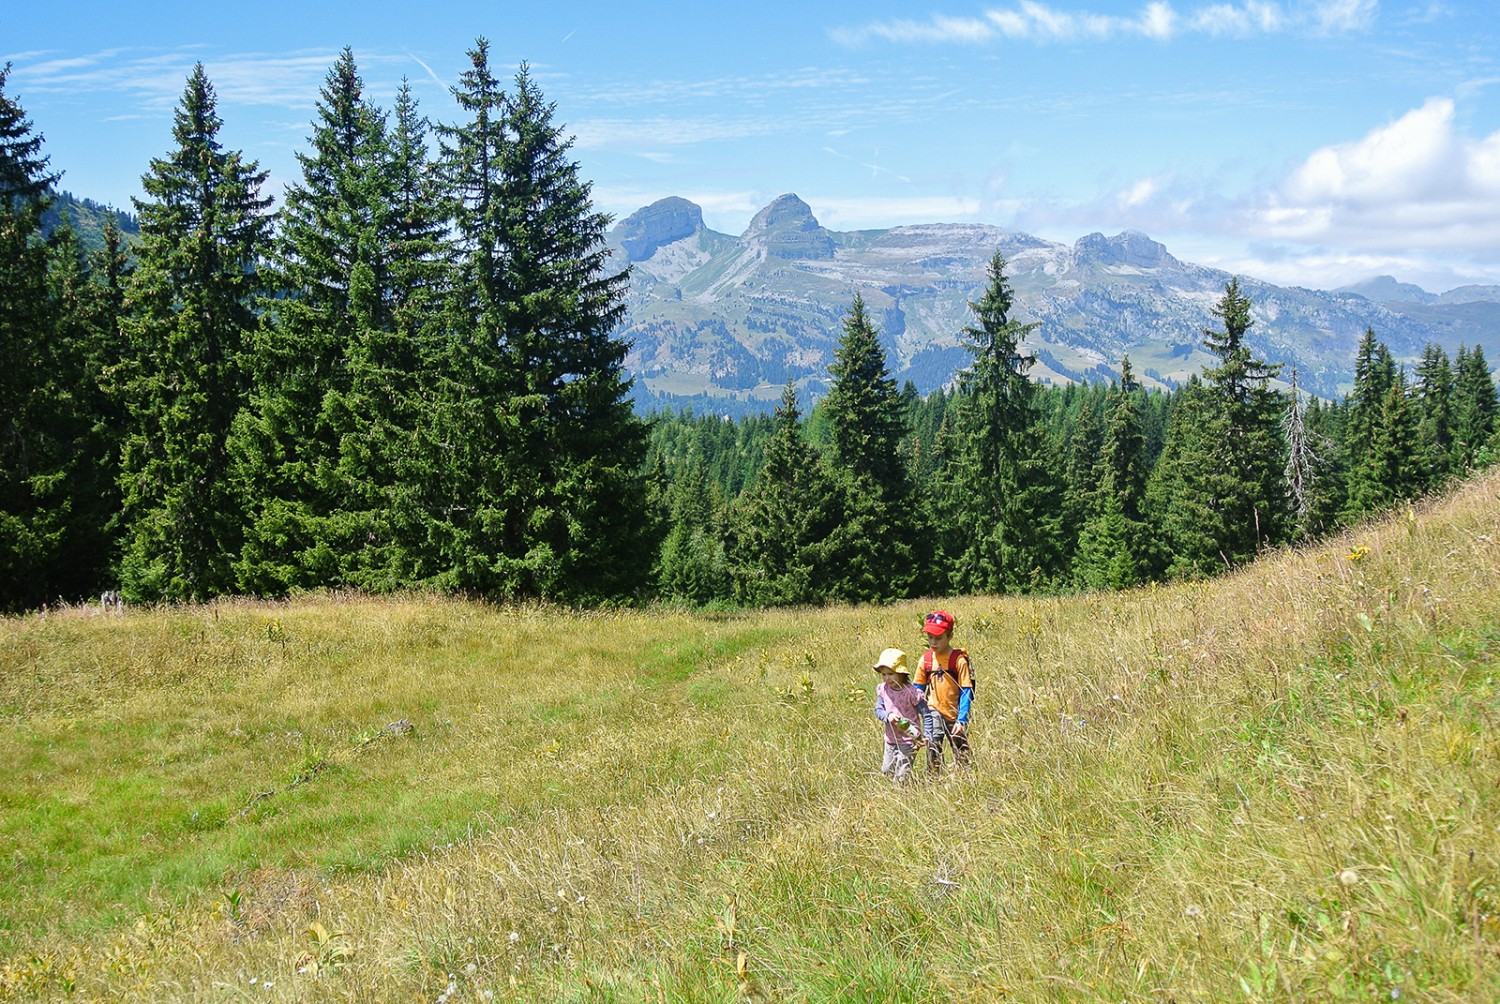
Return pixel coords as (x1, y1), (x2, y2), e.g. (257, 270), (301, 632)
(3, 470), (1500, 1002)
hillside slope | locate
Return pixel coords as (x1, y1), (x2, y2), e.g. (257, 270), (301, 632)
(3, 469), (1499, 1000)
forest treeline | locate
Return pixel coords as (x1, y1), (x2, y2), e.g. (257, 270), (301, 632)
(2, 48), (1498, 613)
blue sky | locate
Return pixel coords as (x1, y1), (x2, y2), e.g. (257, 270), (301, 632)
(5, 0), (1499, 291)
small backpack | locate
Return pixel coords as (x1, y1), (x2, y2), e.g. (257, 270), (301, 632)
(921, 647), (973, 692)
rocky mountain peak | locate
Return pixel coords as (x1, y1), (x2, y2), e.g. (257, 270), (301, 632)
(742, 193), (834, 260)
(1336, 275), (1438, 305)
(612, 196), (706, 262)
(1073, 230), (1176, 269)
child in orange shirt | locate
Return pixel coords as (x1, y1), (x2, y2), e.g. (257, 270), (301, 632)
(913, 610), (973, 772)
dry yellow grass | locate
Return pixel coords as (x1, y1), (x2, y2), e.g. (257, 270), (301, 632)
(3, 468), (1499, 1001)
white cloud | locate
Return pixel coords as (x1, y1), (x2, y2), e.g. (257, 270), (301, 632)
(833, 0), (1376, 46)
(1256, 97), (1500, 251)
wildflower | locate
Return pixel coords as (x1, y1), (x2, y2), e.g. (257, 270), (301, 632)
(1338, 868), (1359, 887)
(1184, 904), (1202, 918)
(1347, 545), (1370, 563)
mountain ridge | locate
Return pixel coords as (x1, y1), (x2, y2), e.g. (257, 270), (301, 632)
(610, 194), (1500, 410)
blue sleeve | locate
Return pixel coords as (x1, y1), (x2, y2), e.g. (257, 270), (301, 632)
(957, 687), (973, 723)
(873, 689), (889, 723)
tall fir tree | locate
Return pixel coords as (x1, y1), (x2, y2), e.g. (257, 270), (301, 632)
(39, 219), (128, 600)
(0, 63), (70, 609)
(1074, 358), (1152, 589)
(435, 48), (652, 601)
(951, 252), (1062, 592)
(1339, 329), (1407, 523)
(1145, 376), (1225, 578)
(1346, 366), (1424, 519)
(117, 64), (273, 601)
(656, 454), (730, 605)
(1198, 278), (1286, 563)
(1452, 344), (1498, 471)
(820, 293), (918, 600)
(727, 384), (842, 605)
(233, 49), (392, 593)
(1411, 342), (1455, 487)
(1059, 387), (1105, 557)
(1341, 328), (1397, 487)
(917, 408), (968, 586)
(336, 78), (452, 589)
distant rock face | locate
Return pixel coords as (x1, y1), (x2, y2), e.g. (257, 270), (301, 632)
(743, 193), (835, 260)
(614, 197), (704, 262)
(608, 191), (1500, 411)
(1438, 285), (1500, 305)
(1073, 230), (1175, 269)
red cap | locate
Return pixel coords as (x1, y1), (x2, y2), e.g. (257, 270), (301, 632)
(922, 610), (955, 636)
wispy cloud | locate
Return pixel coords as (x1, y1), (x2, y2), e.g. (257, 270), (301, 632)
(831, 0), (1377, 46)
(10, 46), (441, 114)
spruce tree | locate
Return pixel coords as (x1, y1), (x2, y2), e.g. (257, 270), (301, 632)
(117, 65), (272, 601)
(656, 455), (730, 605)
(1411, 343), (1455, 487)
(1339, 330), (1406, 523)
(1342, 328), (1397, 484)
(1059, 388), (1104, 556)
(821, 293), (917, 600)
(37, 220), (128, 600)
(728, 384), (847, 605)
(0, 63), (68, 609)
(1075, 358), (1151, 588)
(951, 252), (1062, 592)
(1188, 278), (1287, 564)
(233, 49), (390, 592)
(337, 79), (451, 589)
(1145, 376), (1224, 578)
(435, 49), (652, 602)
(1452, 345), (1498, 471)
(1344, 367), (1422, 518)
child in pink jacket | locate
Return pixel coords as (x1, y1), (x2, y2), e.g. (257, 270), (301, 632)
(872, 648), (928, 782)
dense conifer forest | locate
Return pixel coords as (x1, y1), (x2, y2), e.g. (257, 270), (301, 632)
(3, 50), (1498, 613)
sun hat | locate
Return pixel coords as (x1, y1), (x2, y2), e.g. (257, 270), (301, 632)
(873, 648), (909, 674)
(922, 610), (956, 637)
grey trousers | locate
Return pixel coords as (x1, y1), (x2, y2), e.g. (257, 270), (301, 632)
(925, 713), (971, 771)
(880, 741), (919, 782)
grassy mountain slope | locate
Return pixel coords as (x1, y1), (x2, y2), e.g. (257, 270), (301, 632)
(3, 470), (1499, 1001)
(39, 191), (139, 255)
